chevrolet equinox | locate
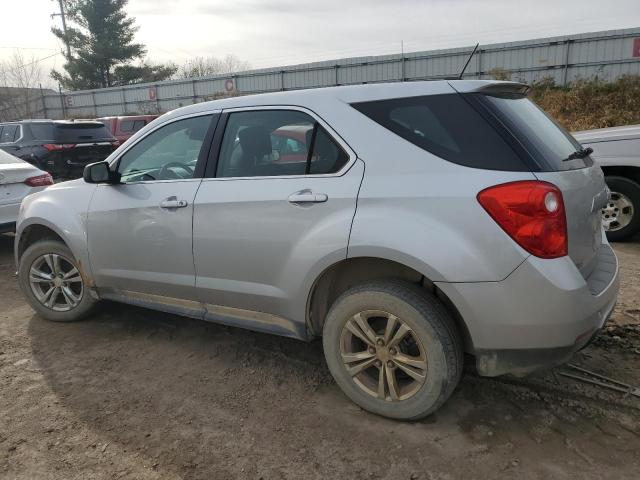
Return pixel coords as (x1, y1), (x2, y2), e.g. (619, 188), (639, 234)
(15, 81), (619, 420)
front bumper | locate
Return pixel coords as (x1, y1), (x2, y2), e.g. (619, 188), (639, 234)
(436, 243), (619, 376)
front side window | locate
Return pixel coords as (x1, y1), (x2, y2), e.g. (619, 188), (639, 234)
(216, 110), (348, 178)
(117, 115), (212, 183)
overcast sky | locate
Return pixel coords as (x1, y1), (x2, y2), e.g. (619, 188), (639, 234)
(2, 0), (640, 87)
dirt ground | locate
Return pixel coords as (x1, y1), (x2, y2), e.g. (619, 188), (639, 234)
(1, 234), (639, 480)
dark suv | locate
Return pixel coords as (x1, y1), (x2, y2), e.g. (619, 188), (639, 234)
(0, 120), (119, 178)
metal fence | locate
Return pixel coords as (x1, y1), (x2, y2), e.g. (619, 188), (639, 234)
(18, 27), (640, 120)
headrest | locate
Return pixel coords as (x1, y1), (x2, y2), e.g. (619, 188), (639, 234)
(238, 126), (272, 158)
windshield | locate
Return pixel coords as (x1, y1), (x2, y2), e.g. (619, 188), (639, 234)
(476, 94), (591, 171)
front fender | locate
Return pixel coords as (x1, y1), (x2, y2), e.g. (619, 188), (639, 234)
(15, 180), (97, 283)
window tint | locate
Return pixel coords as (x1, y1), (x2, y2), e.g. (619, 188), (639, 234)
(120, 120), (134, 132)
(54, 123), (112, 143)
(352, 94), (528, 171)
(133, 120), (146, 131)
(475, 94), (590, 171)
(216, 110), (348, 178)
(28, 123), (55, 140)
(309, 127), (349, 174)
(118, 115), (212, 182)
(0, 125), (18, 143)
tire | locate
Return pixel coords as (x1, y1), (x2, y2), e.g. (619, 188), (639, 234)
(322, 280), (463, 420)
(18, 239), (96, 322)
(603, 176), (640, 242)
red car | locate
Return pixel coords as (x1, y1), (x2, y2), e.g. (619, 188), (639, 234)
(96, 115), (159, 143)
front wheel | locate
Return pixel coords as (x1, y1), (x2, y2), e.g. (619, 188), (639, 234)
(603, 176), (640, 242)
(322, 280), (463, 420)
(18, 239), (96, 322)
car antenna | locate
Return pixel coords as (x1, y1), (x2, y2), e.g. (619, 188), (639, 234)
(458, 43), (480, 80)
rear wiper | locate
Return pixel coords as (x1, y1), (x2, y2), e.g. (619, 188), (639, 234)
(562, 147), (593, 162)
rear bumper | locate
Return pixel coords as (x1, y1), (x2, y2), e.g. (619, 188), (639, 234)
(436, 242), (619, 376)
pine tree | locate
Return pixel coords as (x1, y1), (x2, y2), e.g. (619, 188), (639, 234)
(51, 0), (176, 89)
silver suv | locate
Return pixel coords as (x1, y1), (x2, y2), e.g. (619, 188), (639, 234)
(15, 81), (619, 420)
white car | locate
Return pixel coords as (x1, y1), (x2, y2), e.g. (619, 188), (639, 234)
(573, 124), (640, 241)
(0, 149), (53, 233)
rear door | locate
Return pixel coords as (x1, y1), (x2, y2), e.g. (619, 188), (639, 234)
(87, 113), (217, 312)
(192, 107), (363, 335)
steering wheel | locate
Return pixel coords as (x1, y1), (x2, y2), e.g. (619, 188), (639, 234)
(158, 162), (194, 180)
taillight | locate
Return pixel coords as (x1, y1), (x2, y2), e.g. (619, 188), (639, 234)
(477, 181), (567, 259)
(43, 143), (76, 151)
(24, 173), (54, 187)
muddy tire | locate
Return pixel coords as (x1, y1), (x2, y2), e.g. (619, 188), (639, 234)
(322, 280), (463, 420)
(18, 239), (96, 322)
(603, 176), (640, 242)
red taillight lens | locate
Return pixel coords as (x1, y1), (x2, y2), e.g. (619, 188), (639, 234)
(43, 143), (76, 151)
(477, 181), (567, 259)
(24, 173), (54, 187)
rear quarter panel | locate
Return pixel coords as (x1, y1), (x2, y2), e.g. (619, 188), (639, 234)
(330, 102), (535, 282)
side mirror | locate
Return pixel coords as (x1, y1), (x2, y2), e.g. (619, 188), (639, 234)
(83, 161), (120, 184)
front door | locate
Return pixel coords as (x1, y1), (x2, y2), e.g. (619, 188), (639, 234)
(87, 113), (216, 311)
(192, 108), (363, 336)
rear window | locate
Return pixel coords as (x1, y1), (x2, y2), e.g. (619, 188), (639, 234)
(30, 123), (113, 143)
(351, 94), (529, 171)
(473, 93), (591, 171)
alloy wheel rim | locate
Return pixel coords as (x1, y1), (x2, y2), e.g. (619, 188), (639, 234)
(602, 191), (634, 232)
(29, 253), (83, 312)
(340, 310), (428, 402)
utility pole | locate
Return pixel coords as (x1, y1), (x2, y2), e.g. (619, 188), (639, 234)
(52, 0), (72, 60)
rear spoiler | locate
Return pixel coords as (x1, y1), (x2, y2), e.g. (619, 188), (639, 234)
(447, 80), (530, 96)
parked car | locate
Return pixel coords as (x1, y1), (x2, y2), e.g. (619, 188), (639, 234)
(96, 115), (159, 143)
(0, 149), (53, 233)
(15, 81), (618, 420)
(0, 120), (119, 179)
(573, 124), (640, 242)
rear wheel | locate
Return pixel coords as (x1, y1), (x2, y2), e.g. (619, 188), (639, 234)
(322, 280), (463, 420)
(603, 176), (640, 242)
(18, 239), (96, 322)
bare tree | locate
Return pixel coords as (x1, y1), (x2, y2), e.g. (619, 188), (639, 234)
(0, 51), (46, 121)
(178, 54), (251, 79)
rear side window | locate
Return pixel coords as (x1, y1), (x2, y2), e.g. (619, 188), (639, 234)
(120, 120), (135, 132)
(0, 124), (18, 143)
(133, 120), (146, 131)
(29, 123), (55, 141)
(352, 94), (528, 171)
(53, 123), (112, 143)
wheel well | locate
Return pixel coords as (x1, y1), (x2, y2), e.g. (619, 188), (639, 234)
(601, 166), (640, 184)
(17, 224), (65, 260)
(307, 257), (474, 352)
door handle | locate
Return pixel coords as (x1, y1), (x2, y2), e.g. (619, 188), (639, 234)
(288, 191), (328, 204)
(160, 197), (188, 209)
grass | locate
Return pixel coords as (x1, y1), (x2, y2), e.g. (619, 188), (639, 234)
(527, 75), (640, 132)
